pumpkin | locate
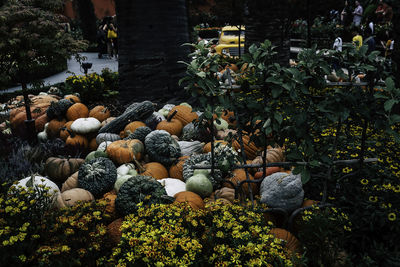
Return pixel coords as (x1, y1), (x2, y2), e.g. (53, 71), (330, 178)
(203, 140), (228, 153)
(254, 167), (282, 180)
(139, 162), (169, 180)
(46, 118), (67, 139)
(37, 129), (48, 142)
(116, 163), (137, 176)
(59, 121), (74, 141)
(123, 121), (146, 137)
(88, 137), (98, 151)
(144, 112), (165, 130)
(268, 228), (302, 254)
(34, 113), (49, 132)
(56, 188), (95, 208)
(224, 169), (258, 196)
(145, 130), (182, 166)
(66, 103), (89, 121)
(85, 150), (108, 162)
(178, 141), (204, 156)
(102, 191), (117, 215)
(16, 175), (60, 197)
(214, 187), (235, 203)
(114, 174), (135, 193)
(61, 171), (79, 192)
(89, 105), (111, 122)
(99, 101), (154, 134)
(45, 157), (85, 184)
(156, 110), (183, 136)
(64, 94), (81, 103)
(167, 105), (198, 126)
(168, 156), (189, 181)
(97, 141), (113, 152)
(253, 146), (285, 164)
(78, 157), (117, 198)
(101, 117), (116, 127)
(106, 139), (144, 165)
(124, 126), (152, 143)
(185, 173), (213, 198)
(70, 117), (101, 135)
(214, 110), (236, 128)
(46, 99), (73, 120)
(174, 191), (205, 210)
(65, 131), (89, 150)
(302, 199), (319, 208)
(232, 135), (261, 160)
(96, 133), (121, 144)
(107, 218), (123, 247)
(158, 178), (186, 197)
(213, 117), (229, 131)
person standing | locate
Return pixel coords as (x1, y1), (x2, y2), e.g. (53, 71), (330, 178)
(365, 28), (376, 54)
(352, 29), (363, 50)
(103, 16), (118, 59)
(333, 35), (343, 52)
(352, 1), (363, 27)
(97, 22), (107, 59)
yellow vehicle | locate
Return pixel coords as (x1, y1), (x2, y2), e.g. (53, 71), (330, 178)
(215, 25), (245, 57)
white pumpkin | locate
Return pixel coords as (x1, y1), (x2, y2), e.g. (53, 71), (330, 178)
(16, 175), (60, 196)
(37, 123), (49, 142)
(71, 117), (101, 135)
(158, 178), (186, 197)
(116, 163), (137, 176)
(97, 141), (113, 152)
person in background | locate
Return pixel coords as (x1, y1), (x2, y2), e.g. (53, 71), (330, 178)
(365, 27), (376, 54)
(375, 0), (393, 24)
(382, 31), (394, 60)
(103, 16), (118, 59)
(352, 1), (363, 27)
(340, 0), (352, 26)
(352, 29), (363, 50)
(97, 20), (107, 59)
(332, 31), (343, 71)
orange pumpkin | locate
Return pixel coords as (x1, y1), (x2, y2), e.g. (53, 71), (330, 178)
(46, 118), (67, 139)
(88, 137), (98, 151)
(156, 110), (183, 136)
(102, 191), (117, 216)
(64, 94), (81, 103)
(59, 121), (74, 141)
(167, 105), (198, 126)
(168, 156), (189, 181)
(224, 169), (259, 196)
(232, 135), (261, 160)
(301, 199), (319, 208)
(65, 131), (89, 150)
(254, 167), (282, 179)
(34, 113), (49, 133)
(203, 140), (228, 153)
(106, 139), (144, 164)
(123, 121), (146, 137)
(174, 191), (205, 210)
(268, 228), (302, 254)
(66, 103), (89, 121)
(89, 105), (111, 122)
(107, 218), (123, 247)
(140, 162), (169, 180)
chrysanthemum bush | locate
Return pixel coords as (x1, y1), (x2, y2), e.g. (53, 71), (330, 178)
(0, 183), (114, 265)
(102, 200), (302, 266)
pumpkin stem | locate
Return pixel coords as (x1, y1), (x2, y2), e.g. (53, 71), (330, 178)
(66, 129), (75, 138)
(132, 157), (146, 173)
(167, 110), (178, 122)
(26, 174), (35, 187)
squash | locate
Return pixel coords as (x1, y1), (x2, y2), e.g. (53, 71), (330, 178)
(106, 139), (144, 165)
(114, 174), (135, 193)
(178, 141), (204, 156)
(214, 187), (235, 203)
(46, 99), (73, 120)
(89, 105), (111, 122)
(78, 157), (117, 198)
(45, 157), (85, 184)
(213, 117), (229, 131)
(123, 121), (147, 137)
(37, 123), (49, 142)
(116, 163), (137, 176)
(252, 146), (285, 165)
(145, 130), (181, 166)
(167, 105), (198, 126)
(46, 118), (67, 139)
(232, 135), (261, 160)
(65, 131), (89, 150)
(203, 140), (228, 153)
(156, 110), (183, 136)
(64, 94), (81, 103)
(139, 162), (169, 180)
(124, 126), (152, 143)
(253, 167), (282, 180)
(61, 171), (79, 192)
(56, 188), (94, 208)
(59, 121), (74, 141)
(88, 137), (98, 151)
(224, 169), (258, 196)
(85, 150), (108, 162)
(66, 103), (89, 121)
(16, 175), (60, 197)
(97, 141), (113, 152)
(102, 191), (117, 215)
(174, 191), (205, 210)
(268, 228), (302, 254)
(70, 117), (101, 135)
(96, 133), (121, 144)
(168, 156), (189, 181)
(98, 101), (154, 134)
(185, 173), (213, 198)
(107, 218), (123, 247)
(158, 178), (186, 197)
(101, 117), (116, 127)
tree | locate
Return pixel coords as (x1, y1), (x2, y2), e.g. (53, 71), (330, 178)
(0, 0), (86, 138)
(116, 0), (191, 105)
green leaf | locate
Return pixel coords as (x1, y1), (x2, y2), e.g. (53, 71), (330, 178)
(309, 160), (320, 167)
(384, 99), (397, 112)
(274, 112), (283, 124)
(389, 114), (400, 124)
(271, 87), (283, 98)
(196, 71), (206, 78)
(301, 168), (311, 184)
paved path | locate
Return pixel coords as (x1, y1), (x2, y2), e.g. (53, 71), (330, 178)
(3, 52), (118, 93)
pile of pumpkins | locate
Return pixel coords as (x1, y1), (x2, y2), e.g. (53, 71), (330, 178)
(9, 93), (291, 212)
(9, 93), (312, 254)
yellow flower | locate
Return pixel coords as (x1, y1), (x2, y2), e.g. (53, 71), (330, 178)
(369, 196), (378, 203)
(388, 213), (396, 221)
(360, 179), (368, 185)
